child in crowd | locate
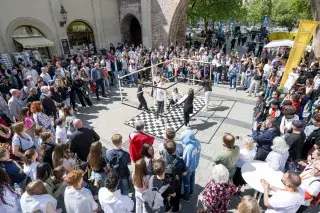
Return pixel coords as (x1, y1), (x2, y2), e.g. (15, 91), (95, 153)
(133, 158), (150, 213)
(52, 143), (74, 172)
(163, 141), (187, 212)
(233, 137), (256, 193)
(56, 102), (65, 118)
(55, 118), (68, 144)
(148, 159), (176, 211)
(106, 134), (131, 195)
(22, 148), (39, 181)
(33, 126), (45, 152)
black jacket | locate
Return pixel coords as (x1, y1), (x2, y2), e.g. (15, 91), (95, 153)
(110, 60), (122, 72)
(184, 95), (194, 114)
(40, 95), (57, 118)
(69, 127), (100, 161)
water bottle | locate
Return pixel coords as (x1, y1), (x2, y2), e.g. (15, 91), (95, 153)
(13, 183), (21, 195)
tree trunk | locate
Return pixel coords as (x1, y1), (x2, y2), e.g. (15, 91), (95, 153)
(204, 18), (208, 31)
(311, 0), (320, 58)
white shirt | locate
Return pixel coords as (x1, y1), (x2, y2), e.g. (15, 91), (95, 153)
(266, 151), (289, 172)
(156, 85), (165, 102)
(23, 69), (39, 82)
(98, 188), (134, 213)
(23, 162), (39, 181)
(56, 125), (68, 144)
(280, 115), (299, 134)
(20, 193), (57, 213)
(300, 176), (320, 206)
(236, 148), (256, 168)
(64, 186), (98, 213)
(314, 76), (320, 89)
(263, 64), (272, 77)
(283, 72), (299, 92)
(40, 73), (52, 84)
(266, 188), (304, 213)
(0, 187), (20, 213)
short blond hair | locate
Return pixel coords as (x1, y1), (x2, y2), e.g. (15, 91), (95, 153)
(237, 196), (261, 213)
(244, 137), (255, 149)
(111, 134), (122, 146)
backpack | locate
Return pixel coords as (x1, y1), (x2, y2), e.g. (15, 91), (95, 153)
(164, 157), (179, 188)
(109, 150), (127, 179)
(141, 175), (169, 213)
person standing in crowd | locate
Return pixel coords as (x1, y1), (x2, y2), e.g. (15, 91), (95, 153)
(52, 143), (73, 172)
(69, 119), (100, 161)
(106, 134), (131, 195)
(0, 76), (14, 100)
(8, 89), (24, 121)
(129, 120), (154, 163)
(111, 57), (123, 86)
(64, 170), (98, 213)
(286, 120), (306, 162)
(11, 122), (35, 158)
(228, 59), (240, 90)
(22, 149), (39, 181)
(280, 108), (299, 136)
(212, 133), (240, 178)
(179, 128), (201, 202)
(91, 63), (106, 100)
(0, 93), (14, 122)
(20, 180), (59, 213)
(40, 67), (52, 85)
(253, 117), (280, 161)
(183, 88), (194, 127)
(30, 101), (54, 132)
(283, 67), (300, 94)
(198, 164), (236, 213)
(40, 86), (58, 119)
(98, 171), (134, 213)
(252, 92), (266, 123)
(203, 75), (212, 111)
(297, 160), (320, 212)
(261, 171), (304, 213)
(132, 158), (150, 213)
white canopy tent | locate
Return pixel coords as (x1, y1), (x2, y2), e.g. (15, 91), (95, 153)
(264, 39), (312, 52)
(14, 37), (54, 48)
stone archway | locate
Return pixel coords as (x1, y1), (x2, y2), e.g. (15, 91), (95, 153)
(121, 14), (142, 46)
(6, 17), (58, 55)
(168, 0), (188, 47)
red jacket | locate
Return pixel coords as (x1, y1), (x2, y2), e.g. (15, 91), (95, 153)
(129, 132), (154, 163)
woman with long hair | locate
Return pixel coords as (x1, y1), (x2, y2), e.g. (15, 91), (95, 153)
(11, 122), (35, 158)
(0, 167), (21, 213)
(18, 107), (35, 138)
(55, 78), (70, 106)
(64, 170), (98, 213)
(139, 143), (155, 175)
(88, 141), (108, 187)
(237, 195), (261, 213)
(183, 88), (194, 127)
(22, 149), (39, 181)
(133, 158), (150, 213)
(36, 163), (66, 200)
(20, 180), (59, 213)
(52, 143), (73, 172)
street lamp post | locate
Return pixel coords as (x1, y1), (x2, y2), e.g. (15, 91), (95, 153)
(59, 5), (67, 27)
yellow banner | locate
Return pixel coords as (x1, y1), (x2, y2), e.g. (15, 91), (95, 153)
(280, 20), (318, 89)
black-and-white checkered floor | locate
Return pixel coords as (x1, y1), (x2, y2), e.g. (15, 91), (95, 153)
(125, 96), (205, 138)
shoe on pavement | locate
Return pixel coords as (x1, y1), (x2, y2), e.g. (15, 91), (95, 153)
(180, 196), (190, 202)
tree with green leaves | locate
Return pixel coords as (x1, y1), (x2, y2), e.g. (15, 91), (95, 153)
(245, 0), (272, 24)
(187, 0), (244, 30)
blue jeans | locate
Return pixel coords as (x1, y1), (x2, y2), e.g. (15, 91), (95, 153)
(114, 71), (123, 86)
(244, 76), (252, 89)
(265, 86), (274, 100)
(104, 78), (109, 90)
(183, 170), (195, 199)
(229, 75), (237, 88)
(118, 178), (130, 195)
(214, 73), (220, 84)
(129, 73), (138, 84)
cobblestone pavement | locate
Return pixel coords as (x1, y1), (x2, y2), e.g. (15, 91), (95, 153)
(77, 83), (318, 213)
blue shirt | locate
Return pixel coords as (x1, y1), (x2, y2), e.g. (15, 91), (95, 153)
(105, 149), (131, 178)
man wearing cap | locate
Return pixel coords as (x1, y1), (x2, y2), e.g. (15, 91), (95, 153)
(253, 92), (266, 123)
(280, 107), (299, 135)
(286, 120), (306, 161)
(8, 89), (25, 121)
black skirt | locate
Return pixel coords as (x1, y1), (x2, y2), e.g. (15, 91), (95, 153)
(232, 167), (246, 186)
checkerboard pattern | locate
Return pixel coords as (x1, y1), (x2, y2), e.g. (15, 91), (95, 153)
(125, 96), (205, 138)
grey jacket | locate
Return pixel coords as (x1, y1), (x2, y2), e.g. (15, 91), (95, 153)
(0, 95), (14, 122)
(8, 97), (24, 120)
